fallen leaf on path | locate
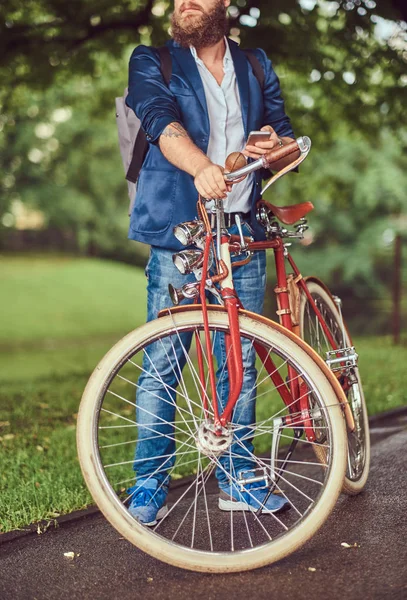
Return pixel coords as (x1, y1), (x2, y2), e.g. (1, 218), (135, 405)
(147, 577), (153, 582)
(308, 567), (316, 572)
(63, 552), (75, 560)
(36, 521), (55, 535)
(341, 542), (360, 548)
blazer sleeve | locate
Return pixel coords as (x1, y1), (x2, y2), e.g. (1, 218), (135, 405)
(126, 45), (182, 144)
(254, 48), (295, 139)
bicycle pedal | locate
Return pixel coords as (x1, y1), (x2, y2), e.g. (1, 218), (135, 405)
(236, 468), (269, 491)
(326, 347), (358, 372)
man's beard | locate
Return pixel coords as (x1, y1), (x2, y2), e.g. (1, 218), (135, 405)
(171, 1), (229, 49)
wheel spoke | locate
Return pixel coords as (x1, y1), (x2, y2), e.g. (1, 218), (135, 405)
(79, 311), (347, 569)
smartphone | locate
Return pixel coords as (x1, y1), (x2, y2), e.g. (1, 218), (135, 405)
(247, 130), (272, 146)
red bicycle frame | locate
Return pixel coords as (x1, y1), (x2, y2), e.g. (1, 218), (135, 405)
(171, 201), (353, 438)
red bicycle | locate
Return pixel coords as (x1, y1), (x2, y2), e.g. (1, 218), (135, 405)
(77, 137), (370, 572)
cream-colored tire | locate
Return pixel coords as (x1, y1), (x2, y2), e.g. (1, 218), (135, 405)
(299, 281), (371, 495)
(77, 308), (347, 572)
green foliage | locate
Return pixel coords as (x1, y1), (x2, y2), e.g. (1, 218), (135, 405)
(0, 60), (128, 248)
(0, 0), (156, 90)
(0, 1), (406, 313)
(266, 130), (407, 296)
(1, 1), (406, 132)
(246, 1), (405, 138)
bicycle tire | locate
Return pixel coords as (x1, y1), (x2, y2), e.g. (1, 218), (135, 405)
(299, 280), (370, 495)
(77, 308), (347, 572)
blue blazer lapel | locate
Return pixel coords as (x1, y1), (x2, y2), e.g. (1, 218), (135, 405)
(227, 38), (250, 138)
(170, 42), (209, 117)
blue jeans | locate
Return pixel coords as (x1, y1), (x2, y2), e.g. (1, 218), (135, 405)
(134, 224), (266, 487)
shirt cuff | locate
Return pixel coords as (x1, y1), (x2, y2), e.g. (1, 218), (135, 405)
(147, 116), (182, 145)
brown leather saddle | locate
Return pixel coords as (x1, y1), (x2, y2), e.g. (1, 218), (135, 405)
(257, 200), (314, 225)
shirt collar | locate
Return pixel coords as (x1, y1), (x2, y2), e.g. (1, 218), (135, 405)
(190, 37), (232, 68)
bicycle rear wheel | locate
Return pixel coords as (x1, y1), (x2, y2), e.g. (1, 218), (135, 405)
(299, 280), (370, 495)
(77, 308), (347, 572)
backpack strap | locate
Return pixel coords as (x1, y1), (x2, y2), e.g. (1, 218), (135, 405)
(243, 50), (265, 91)
(158, 45), (172, 86)
(126, 46), (172, 184)
(243, 50), (271, 177)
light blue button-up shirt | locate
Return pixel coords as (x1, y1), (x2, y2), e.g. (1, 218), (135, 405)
(190, 40), (254, 213)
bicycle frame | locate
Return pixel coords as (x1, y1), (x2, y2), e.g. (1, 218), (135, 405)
(244, 236), (355, 433)
(163, 134), (355, 437)
(163, 197), (355, 437)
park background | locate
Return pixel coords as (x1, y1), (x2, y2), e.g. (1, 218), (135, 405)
(0, 0), (406, 533)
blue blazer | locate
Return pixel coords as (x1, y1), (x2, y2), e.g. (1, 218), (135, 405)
(126, 38), (294, 250)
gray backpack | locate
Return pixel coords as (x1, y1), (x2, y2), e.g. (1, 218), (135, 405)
(115, 46), (172, 214)
(115, 46), (264, 215)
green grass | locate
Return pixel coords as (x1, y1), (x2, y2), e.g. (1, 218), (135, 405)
(0, 254), (149, 531)
(356, 337), (407, 413)
(0, 374), (91, 530)
(0, 253), (147, 346)
(1, 335), (406, 533)
(0, 255), (406, 533)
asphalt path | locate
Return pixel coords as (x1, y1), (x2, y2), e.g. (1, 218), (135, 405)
(1, 410), (406, 600)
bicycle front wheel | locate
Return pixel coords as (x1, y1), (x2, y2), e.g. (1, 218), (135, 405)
(77, 308), (347, 572)
(299, 280), (370, 495)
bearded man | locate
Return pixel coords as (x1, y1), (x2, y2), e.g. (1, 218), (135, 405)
(126, 0), (297, 525)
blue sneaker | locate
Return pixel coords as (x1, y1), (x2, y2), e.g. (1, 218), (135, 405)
(127, 478), (169, 526)
(218, 475), (290, 514)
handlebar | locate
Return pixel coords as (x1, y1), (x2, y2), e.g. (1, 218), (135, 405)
(224, 136), (311, 183)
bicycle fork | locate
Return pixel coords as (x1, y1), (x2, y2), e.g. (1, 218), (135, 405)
(195, 203), (244, 431)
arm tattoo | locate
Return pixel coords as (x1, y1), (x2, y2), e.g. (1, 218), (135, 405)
(162, 122), (189, 138)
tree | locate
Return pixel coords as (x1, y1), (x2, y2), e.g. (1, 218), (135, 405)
(1, 0), (405, 136)
(0, 0), (406, 329)
(0, 54), (149, 264)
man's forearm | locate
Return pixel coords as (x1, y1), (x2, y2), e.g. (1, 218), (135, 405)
(158, 122), (229, 199)
(158, 122), (211, 177)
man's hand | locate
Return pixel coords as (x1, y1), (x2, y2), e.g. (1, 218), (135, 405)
(243, 125), (300, 171)
(194, 161), (231, 199)
(243, 125), (283, 159)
